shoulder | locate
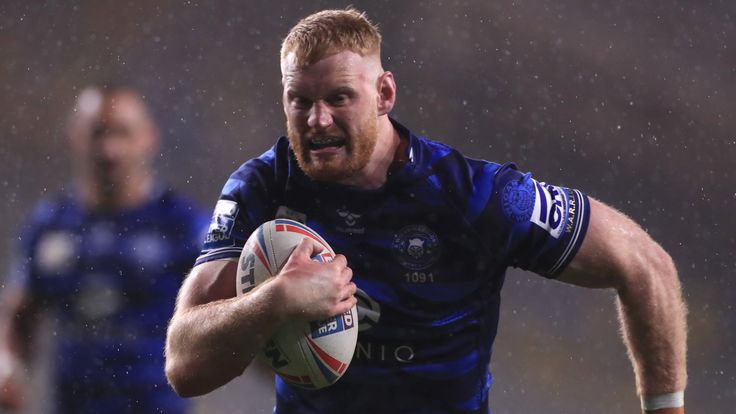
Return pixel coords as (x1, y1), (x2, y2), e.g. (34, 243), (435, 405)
(223, 137), (291, 198)
(13, 192), (78, 259)
(407, 129), (538, 226)
(411, 133), (508, 195)
(229, 137), (290, 183)
(410, 133), (504, 178)
(24, 192), (77, 231)
(393, 117), (506, 178)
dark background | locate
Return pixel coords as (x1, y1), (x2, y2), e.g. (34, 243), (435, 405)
(1, 1), (733, 413)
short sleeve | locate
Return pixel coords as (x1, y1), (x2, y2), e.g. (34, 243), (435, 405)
(196, 183), (253, 265)
(488, 163), (590, 277)
(195, 168), (276, 266)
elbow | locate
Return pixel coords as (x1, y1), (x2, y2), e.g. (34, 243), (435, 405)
(164, 346), (246, 398)
(164, 334), (209, 398)
(165, 358), (199, 398)
(617, 240), (679, 296)
(165, 357), (215, 398)
(651, 244), (678, 284)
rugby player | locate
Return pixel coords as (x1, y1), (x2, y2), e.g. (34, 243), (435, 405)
(0, 85), (208, 413)
(165, 9), (687, 413)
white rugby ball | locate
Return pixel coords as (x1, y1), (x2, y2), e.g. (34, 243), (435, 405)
(236, 218), (358, 389)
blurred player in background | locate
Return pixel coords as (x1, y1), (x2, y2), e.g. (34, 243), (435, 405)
(165, 8), (687, 414)
(0, 84), (209, 413)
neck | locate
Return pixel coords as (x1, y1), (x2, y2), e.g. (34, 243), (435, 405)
(78, 172), (154, 212)
(341, 116), (401, 190)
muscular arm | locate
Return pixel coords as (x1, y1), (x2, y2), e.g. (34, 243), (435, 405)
(164, 259), (285, 397)
(164, 238), (357, 397)
(557, 198), (687, 414)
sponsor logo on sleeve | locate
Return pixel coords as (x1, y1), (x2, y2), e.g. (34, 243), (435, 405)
(205, 200), (239, 244)
(530, 180), (568, 239)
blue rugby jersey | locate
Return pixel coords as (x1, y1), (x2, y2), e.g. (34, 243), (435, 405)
(11, 186), (208, 414)
(197, 119), (590, 414)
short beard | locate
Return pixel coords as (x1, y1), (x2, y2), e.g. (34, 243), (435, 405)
(287, 110), (377, 183)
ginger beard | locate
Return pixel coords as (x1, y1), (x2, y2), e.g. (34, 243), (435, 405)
(288, 106), (378, 183)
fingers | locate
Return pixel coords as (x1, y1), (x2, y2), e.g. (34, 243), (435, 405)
(339, 262), (353, 281)
(331, 253), (348, 267)
(332, 295), (358, 316)
(341, 282), (357, 301)
(293, 237), (343, 265)
(287, 238), (355, 317)
(291, 237), (321, 260)
(333, 280), (356, 315)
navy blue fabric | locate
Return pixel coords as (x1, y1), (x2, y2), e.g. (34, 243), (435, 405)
(13, 186), (209, 414)
(198, 119), (590, 413)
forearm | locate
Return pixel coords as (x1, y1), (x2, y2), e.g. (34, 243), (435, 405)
(557, 199), (687, 411)
(616, 248), (687, 411)
(165, 280), (285, 397)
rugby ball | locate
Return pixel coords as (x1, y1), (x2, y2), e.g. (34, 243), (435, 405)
(236, 218), (358, 389)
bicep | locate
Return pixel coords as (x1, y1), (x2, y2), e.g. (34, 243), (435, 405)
(556, 197), (662, 289)
(175, 259), (238, 312)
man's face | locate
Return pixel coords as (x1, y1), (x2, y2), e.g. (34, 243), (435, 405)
(69, 89), (158, 186)
(282, 50), (380, 182)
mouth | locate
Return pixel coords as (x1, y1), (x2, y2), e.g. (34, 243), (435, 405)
(308, 136), (346, 151)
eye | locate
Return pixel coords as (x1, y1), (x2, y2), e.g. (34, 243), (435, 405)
(291, 97), (312, 110)
(327, 94), (348, 106)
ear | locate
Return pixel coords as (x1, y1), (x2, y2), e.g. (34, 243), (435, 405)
(376, 71), (396, 116)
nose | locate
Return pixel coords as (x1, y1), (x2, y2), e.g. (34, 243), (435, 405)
(307, 101), (333, 130)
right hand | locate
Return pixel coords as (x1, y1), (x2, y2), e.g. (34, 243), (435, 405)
(271, 237), (357, 322)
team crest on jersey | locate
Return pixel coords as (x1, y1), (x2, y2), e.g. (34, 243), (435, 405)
(391, 225), (442, 270)
(501, 179), (536, 222)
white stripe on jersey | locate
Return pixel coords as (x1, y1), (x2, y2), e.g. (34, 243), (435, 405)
(548, 189), (586, 275)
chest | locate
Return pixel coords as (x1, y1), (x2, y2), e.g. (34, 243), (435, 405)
(29, 218), (187, 319)
(287, 189), (504, 305)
